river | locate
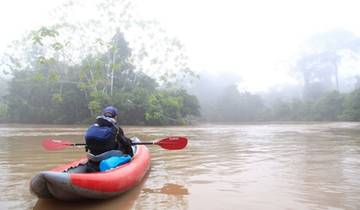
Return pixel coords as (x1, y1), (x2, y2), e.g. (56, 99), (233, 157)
(0, 123), (359, 210)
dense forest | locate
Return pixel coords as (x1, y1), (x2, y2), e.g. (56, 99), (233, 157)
(0, 1), (360, 125)
(0, 29), (200, 125)
(0, 0), (200, 125)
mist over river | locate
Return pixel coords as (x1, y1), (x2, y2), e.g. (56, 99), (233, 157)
(0, 123), (359, 210)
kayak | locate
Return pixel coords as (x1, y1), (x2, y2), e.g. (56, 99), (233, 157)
(30, 145), (151, 200)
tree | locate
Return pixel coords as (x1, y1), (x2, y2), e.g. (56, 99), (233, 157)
(0, 77), (8, 97)
(144, 90), (200, 125)
(215, 85), (264, 122)
(312, 91), (344, 121)
(295, 52), (340, 100)
(271, 99), (292, 121)
(294, 29), (360, 100)
(145, 91), (182, 125)
(185, 72), (242, 121)
(288, 99), (312, 121)
(0, 99), (7, 120)
(171, 89), (199, 117)
(340, 88), (360, 121)
(51, 0), (196, 87)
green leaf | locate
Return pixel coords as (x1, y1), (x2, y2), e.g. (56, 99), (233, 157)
(37, 56), (47, 64)
(49, 71), (60, 82)
(52, 93), (63, 103)
(52, 42), (64, 51)
(32, 72), (45, 82)
(32, 35), (43, 45)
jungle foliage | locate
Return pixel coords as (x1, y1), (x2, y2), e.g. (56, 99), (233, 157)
(0, 27), (200, 125)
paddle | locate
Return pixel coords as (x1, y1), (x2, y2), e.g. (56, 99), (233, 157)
(42, 136), (188, 151)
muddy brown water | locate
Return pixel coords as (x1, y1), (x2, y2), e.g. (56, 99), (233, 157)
(0, 123), (360, 210)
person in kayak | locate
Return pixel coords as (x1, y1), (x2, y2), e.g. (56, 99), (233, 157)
(84, 106), (133, 172)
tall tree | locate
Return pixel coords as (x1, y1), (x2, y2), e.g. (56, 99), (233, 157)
(51, 0), (195, 87)
(295, 52), (340, 100)
(294, 29), (360, 99)
(216, 85), (264, 122)
(340, 88), (360, 121)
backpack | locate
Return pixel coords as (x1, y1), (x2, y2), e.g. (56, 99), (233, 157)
(85, 124), (115, 141)
(85, 124), (118, 155)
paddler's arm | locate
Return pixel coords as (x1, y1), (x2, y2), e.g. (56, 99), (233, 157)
(116, 126), (134, 157)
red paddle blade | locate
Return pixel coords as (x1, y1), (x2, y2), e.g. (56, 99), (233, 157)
(42, 139), (73, 151)
(156, 137), (188, 150)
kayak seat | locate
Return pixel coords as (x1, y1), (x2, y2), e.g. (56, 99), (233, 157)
(66, 164), (88, 173)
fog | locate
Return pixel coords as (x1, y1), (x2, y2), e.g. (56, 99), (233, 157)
(0, 0), (360, 124)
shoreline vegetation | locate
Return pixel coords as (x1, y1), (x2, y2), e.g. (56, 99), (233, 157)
(1, 82), (360, 125)
(0, 86), (360, 126)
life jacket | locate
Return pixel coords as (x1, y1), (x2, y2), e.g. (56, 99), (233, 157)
(85, 116), (119, 155)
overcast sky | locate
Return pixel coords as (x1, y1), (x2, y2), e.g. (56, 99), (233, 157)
(1, 0), (360, 92)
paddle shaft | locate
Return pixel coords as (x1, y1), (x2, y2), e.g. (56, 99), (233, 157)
(64, 142), (155, 146)
(69, 143), (86, 146)
(133, 142), (155, 145)
(43, 136), (187, 150)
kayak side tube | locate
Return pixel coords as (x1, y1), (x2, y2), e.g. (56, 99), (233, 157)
(30, 172), (71, 200)
(30, 145), (151, 200)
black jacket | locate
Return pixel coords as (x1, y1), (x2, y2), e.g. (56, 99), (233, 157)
(116, 127), (134, 157)
(86, 117), (133, 157)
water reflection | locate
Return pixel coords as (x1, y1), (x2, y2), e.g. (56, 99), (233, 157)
(135, 183), (189, 209)
(143, 183), (189, 196)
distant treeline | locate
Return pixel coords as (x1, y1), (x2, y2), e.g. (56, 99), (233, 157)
(199, 85), (360, 122)
(2, 81), (360, 124)
(2, 70), (360, 124)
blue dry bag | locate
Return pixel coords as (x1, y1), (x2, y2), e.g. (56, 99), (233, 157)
(99, 155), (132, 172)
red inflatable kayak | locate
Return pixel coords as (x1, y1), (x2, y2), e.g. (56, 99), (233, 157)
(30, 145), (151, 200)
